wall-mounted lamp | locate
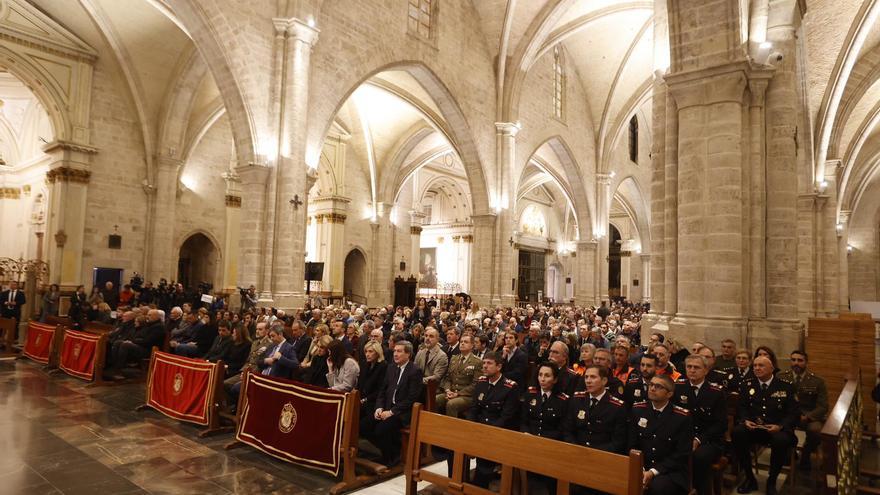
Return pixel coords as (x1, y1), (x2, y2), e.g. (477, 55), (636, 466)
(847, 244), (854, 255)
(817, 180), (829, 193)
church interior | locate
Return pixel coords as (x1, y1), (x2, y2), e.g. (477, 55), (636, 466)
(1, 0), (880, 493)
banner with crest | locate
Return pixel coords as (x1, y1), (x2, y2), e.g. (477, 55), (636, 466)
(145, 350), (219, 426)
(58, 329), (103, 380)
(22, 321), (58, 364)
(235, 372), (348, 476)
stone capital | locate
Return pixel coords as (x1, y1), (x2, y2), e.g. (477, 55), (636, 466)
(156, 156), (184, 172)
(235, 164), (271, 186)
(665, 61), (752, 110)
(225, 195), (242, 208)
(576, 240), (598, 251)
(595, 173), (613, 186)
(46, 166), (91, 184)
(274, 17), (319, 46)
(470, 213), (497, 227)
(494, 122), (521, 137)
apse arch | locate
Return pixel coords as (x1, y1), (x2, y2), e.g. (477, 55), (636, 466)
(611, 175), (650, 252)
(311, 62), (491, 215)
(176, 230), (222, 290)
(0, 49), (67, 143)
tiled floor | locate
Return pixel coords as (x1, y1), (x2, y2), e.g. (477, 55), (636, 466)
(0, 358), (861, 494)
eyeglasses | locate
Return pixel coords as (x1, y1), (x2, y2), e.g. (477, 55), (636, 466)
(648, 383), (672, 392)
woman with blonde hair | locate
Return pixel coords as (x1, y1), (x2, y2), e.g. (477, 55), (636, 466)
(357, 341), (388, 417)
(303, 324), (329, 367)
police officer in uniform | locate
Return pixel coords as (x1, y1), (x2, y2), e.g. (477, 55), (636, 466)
(623, 353), (658, 410)
(563, 365), (627, 453)
(697, 346), (730, 388)
(629, 373), (694, 495)
(522, 362), (569, 494)
(732, 356), (798, 495)
(436, 334), (482, 418)
(545, 340), (582, 396)
(777, 350), (828, 471)
(674, 355), (727, 495)
(725, 349), (754, 392)
(467, 351), (520, 488)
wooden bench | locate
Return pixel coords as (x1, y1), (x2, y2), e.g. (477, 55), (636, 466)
(404, 403), (644, 495)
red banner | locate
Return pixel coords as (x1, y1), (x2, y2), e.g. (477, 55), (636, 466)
(58, 330), (101, 381)
(22, 322), (56, 364)
(236, 373), (348, 476)
(146, 351), (219, 426)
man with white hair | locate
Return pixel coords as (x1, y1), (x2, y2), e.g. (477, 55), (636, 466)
(414, 327), (448, 385)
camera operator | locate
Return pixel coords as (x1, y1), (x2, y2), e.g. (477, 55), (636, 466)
(240, 285), (258, 312)
(171, 282), (189, 309)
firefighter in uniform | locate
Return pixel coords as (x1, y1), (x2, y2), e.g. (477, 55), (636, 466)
(562, 365), (627, 453)
(777, 350), (827, 471)
(467, 351), (520, 488)
(624, 353), (658, 410)
(629, 374), (694, 495)
(732, 356), (798, 495)
(674, 355), (727, 495)
(521, 362), (570, 494)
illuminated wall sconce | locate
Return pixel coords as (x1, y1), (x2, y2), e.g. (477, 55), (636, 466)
(847, 244), (854, 255)
(817, 180), (828, 193)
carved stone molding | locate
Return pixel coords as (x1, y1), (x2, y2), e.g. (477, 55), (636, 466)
(46, 167), (91, 184)
(0, 187), (21, 199)
(225, 195), (242, 208)
(42, 140), (98, 155)
(313, 212), (346, 224)
(54, 230), (67, 248)
(461, 235), (473, 243)
(410, 226), (423, 235)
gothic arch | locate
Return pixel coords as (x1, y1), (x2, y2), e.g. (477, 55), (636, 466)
(310, 62), (491, 215)
(611, 175), (650, 252)
(343, 247), (369, 303)
(0, 48), (69, 143)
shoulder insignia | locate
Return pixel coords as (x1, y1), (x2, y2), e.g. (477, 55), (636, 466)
(557, 393), (569, 400)
(573, 391), (587, 398)
(627, 375), (641, 383)
(632, 401), (648, 409)
(673, 405), (690, 416)
(503, 379), (517, 388)
(566, 367), (578, 376)
(528, 386), (538, 393)
(708, 383), (723, 391)
(608, 395), (624, 406)
(477, 376), (488, 382)
(675, 377), (687, 384)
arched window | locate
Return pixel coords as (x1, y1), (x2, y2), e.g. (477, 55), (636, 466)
(521, 204), (547, 237)
(628, 115), (638, 163)
(553, 46), (565, 120)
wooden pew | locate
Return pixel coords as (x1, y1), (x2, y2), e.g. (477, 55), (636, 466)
(820, 373), (862, 495)
(404, 403), (644, 495)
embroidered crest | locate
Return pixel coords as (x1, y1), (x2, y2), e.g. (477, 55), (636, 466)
(638, 417), (648, 428)
(35, 334), (42, 346)
(680, 395), (688, 404)
(749, 388), (755, 396)
(278, 402), (298, 433)
(478, 393), (485, 401)
(72, 342), (82, 359)
(530, 399), (537, 406)
(634, 389), (641, 397)
(618, 386), (624, 395)
(577, 410), (586, 420)
(173, 373), (184, 395)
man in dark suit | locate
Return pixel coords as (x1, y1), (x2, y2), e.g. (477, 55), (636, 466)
(104, 309), (166, 379)
(257, 326), (300, 379)
(1, 281), (26, 328)
(288, 320), (311, 363)
(674, 355), (727, 495)
(500, 331), (527, 387)
(629, 374), (694, 495)
(360, 340), (423, 466)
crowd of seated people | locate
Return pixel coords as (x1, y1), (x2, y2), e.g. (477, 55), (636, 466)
(71, 285), (829, 495)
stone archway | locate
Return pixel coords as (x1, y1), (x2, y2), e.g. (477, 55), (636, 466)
(343, 249), (368, 305)
(177, 233), (220, 291)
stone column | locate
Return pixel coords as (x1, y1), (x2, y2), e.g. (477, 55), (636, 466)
(837, 209), (851, 312)
(311, 196), (349, 294)
(221, 171), (241, 291)
(43, 141), (97, 288)
(648, 73), (667, 319)
(494, 122), (519, 306)
(148, 155), (182, 282)
(460, 233), (473, 294)
(409, 210), (424, 280)
(665, 66), (748, 341)
(369, 202), (395, 304)
(596, 173), (612, 301)
(574, 240), (598, 306)
(470, 213), (496, 306)
(236, 164), (270, 290)
(641, 254), (652, 303)
(267, 18), (319, 309)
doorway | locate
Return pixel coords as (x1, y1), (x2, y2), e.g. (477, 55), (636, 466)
(177, 233), (219, 291)
(343, 249), (367, 304)
(608, 224), (622, 299)
(517, 249), (546, 303)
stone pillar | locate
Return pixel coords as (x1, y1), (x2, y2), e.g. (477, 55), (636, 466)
(267, 18), (319, 309)
(641, 254), (652, 303)
(311, 196), (349, 294)
(837, 209), (851, 311)
(596, 173), (612, 301)
(460, 233), (473, 294)
(148, 156), (182, 282)
(470, 213), (496, 306)
(369, 202), (395, 304)
(236, 164), (270, 290)
(665, 66), (748, 341)
(494, 122), (519, 306)
(663, 88), (678, 317)
(221, 171), (241, 291)
(574, 240), (597, 306)
(409, 210), (424, 280)
(649, 73), (667, 317)
(43, 141), (97, 288)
